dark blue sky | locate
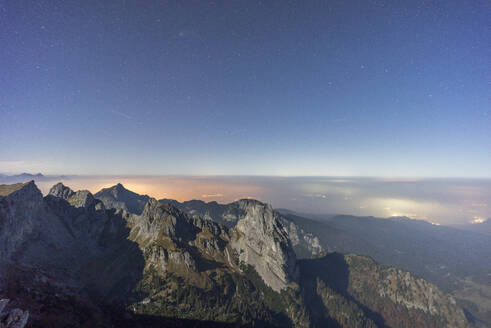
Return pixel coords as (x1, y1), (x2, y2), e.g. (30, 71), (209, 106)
(1, 0), (489, 176)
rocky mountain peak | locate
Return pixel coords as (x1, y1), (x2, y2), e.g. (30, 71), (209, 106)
(142, 198), (178, 215)
(137, 199), (196, 241)
(234, 199), (281, 233)
(95, 183), (149, 214)
(0, 181), (43, 204)
(48, 182), (75, 200)
(231, 199), (298, 292)
(110, 183), (126, 195)
(0, 181), (75, 265)
(108, 183), (130, 194)
(128, 199), (205, 274)
(67, 190), (97, 210)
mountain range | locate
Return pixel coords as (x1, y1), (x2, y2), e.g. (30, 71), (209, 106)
(0, 173), (47, 184)
(0, 181), (482, 327)
(162, 198), (491, 326)
(451, 219), (491, 236)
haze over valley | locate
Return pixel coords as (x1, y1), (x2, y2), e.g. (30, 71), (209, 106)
(2, 173), (489, 227)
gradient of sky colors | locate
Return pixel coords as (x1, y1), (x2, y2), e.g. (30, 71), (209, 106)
(1, 0), (490, 176)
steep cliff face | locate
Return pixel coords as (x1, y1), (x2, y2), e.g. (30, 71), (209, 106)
(0, 182), (472, 328)
(129, 199), (203, 275)
(230, 199), (298, 292)
(0, 182), (141, 299)
(298, 253), (470, 328)
(159, 198), (325, 259)
(344, 254), (469, 328)
(0, 181), (73, 266)
(284, 219), (323, 258)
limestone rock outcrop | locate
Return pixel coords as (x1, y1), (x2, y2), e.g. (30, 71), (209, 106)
(48, 182), (74, 200)
(230, 199), (298, 292)
(159, 198), (325, 259)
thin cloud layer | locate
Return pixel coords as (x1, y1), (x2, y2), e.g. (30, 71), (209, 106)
(25, 175), (491, 226)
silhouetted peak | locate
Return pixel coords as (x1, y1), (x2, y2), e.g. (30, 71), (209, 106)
(0, 180), (43, 203)
(94, 183), (149, 214)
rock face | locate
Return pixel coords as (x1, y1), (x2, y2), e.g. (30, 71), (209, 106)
(0, 299), (29, 328)
(48, 182), (74, 200)
(0, 181), (56, 263)
(325, 254), (468, 328)
(128, 199), (201, 273)
(230, 199), (298, 292)
(0, 181), (138, 289)
(0, 182), (471, 328)
(284, 219), (323, 258)
(67, 190), (97, 209)
(159, 199), (245, 227)
(160, 197), (302, 292)
(95, 183), (149, 214)
(160, 198), (325, 259)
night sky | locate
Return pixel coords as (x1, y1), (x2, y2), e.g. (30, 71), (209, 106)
(1, 0), (490, 176)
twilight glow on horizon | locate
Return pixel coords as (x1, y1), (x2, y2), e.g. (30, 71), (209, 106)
(1, 1), (490, 177)
(28, 176), (491, 225)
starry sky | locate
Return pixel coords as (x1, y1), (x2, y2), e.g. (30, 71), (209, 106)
(1, 0), (490, 176)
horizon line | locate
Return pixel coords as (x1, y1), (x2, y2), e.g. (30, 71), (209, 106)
(2, 172), (491, 180)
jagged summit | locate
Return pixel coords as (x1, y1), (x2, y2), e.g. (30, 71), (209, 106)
(67, 190), (96, 209)
(231, 198), (298, 292)
(95, 183), (150, 214)
(111, 183), (126, 193)
(48, 182), (75, 200)
(161, 197), (325, 258)
(100, 183), (132, 195)
(0, 180), (43, 203)
(160, 197), (244, 228)
(139, 198), (194, 229)
(47, 183), (104, 212)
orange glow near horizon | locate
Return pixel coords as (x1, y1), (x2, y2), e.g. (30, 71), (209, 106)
(35, 176), (265, 203)
(30, 176), (491, 225)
